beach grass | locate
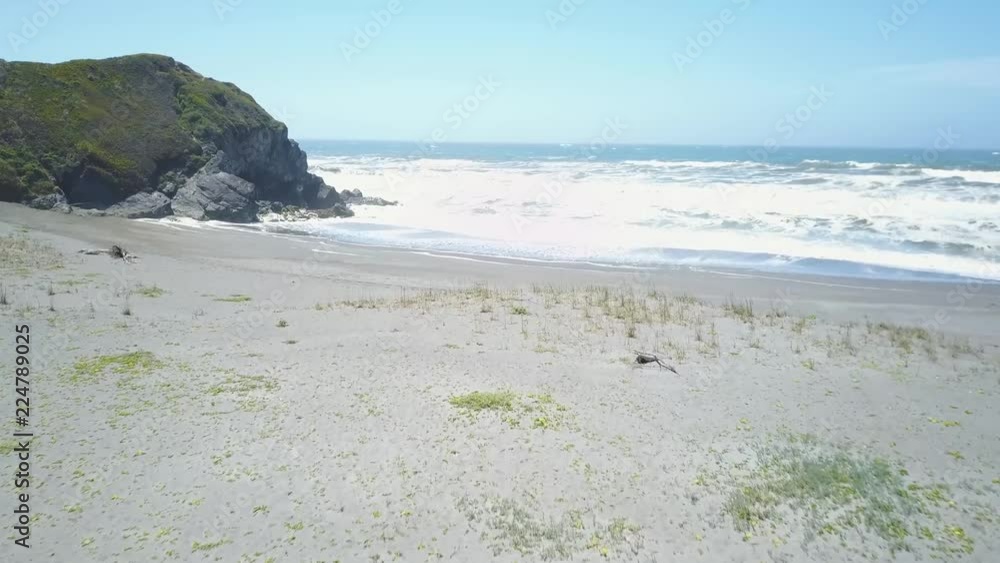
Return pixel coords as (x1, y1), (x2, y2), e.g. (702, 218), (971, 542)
(723, 296), (755, 323)
(722, 434), (978, 557)
(0, 233), (64, 272)
(460, 495), (640, 560)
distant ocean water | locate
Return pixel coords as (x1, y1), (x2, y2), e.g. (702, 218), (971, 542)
(276, 140), (1000, 282)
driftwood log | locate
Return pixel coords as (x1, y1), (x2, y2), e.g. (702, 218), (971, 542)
(78, 244), (136, 263)
(634, 351), (679, 374)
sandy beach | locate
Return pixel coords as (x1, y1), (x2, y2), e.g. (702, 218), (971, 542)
(1, 202), (998, 563)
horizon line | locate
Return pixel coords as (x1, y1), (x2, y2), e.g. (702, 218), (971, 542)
(294, 138), (1000, 153)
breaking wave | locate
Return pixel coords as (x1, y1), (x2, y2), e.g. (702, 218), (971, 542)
(276, 143), (1000, 281)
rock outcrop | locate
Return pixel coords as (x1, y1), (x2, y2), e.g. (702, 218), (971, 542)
(171, 171), (257, 222)
(339, 188), (398, 207)
(0, 54), (353, 222)
(105, 191), (172, 219)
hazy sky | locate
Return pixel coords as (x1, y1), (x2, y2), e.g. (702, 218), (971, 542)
(3, 0), (999, 148)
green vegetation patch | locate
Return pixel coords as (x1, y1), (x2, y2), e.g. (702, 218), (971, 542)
(134, 284), (165, 298)
(0, 439), (21, 455)
(205, 372), (278, 413)
(927, 417), (961, 428)
(449, 391), (570, 430)
(720, 434), (981, 558)
(207, 373), (278, 396)
(460, 495), (641, 560)
(68, 351), (163, 384)
(449, 390), (518, 412)
(191, 538), (230, 552)
(214, 294), (252, 303)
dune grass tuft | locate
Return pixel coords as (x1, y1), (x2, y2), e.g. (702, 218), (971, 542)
(723, 296), (755, 323)
(868, 321), (932, 356)
(0, 234), (64, 272)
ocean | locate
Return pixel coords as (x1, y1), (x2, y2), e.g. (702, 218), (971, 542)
(271, 140), (1000, 282)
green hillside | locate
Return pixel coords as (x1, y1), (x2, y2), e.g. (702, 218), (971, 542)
(0, 54), (285, 203)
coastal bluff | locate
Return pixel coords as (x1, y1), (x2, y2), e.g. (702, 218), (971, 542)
(0, 54), (350, 221)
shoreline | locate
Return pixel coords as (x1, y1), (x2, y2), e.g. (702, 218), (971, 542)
(302, 144), (1000, 284)
(240, 217), (1000, 285)
(262, 215), (1000, 286)
(138, 208), (1000, 287)
(4, 203), (997, 337)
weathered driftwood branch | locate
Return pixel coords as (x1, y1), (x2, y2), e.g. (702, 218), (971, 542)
(634, 351), (679, 374)
(78, 244), (137, 263)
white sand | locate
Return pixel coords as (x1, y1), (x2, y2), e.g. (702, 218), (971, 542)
(1, 203), (998, 563)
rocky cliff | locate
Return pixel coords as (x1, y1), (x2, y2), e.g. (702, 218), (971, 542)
(0, 54), (350, 220)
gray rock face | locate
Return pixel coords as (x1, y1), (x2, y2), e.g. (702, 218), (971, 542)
(353, 196), (398, 206)
(105, 191), (172, 219)
(171, 172), (258, 222)
(28, 190), (66, 210)
(207, 130), (325, 209)
(70, 207), (108, 217)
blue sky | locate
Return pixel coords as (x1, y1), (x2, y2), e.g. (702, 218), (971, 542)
(3, 0), (998, 148)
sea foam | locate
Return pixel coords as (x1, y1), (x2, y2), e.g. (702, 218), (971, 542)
(294, 153), (1000, 281)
